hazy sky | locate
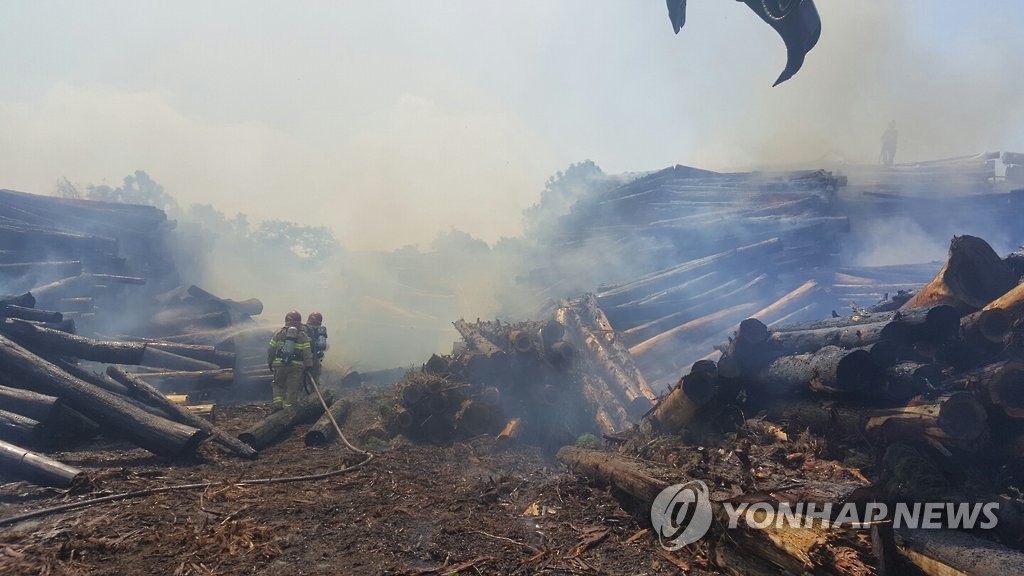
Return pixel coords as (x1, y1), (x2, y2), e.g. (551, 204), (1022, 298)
(2, 1), (1022, 250)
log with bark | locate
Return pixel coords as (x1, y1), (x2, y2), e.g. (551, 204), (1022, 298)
(0, 409), (45, 446)
(237, 391), (332, 451)
(1, 319), (145, 363)
(903, 235), (1017, 311)
(0, 304), (62, 323)
(896, 528), (1024, 576)
(557, 446), (879, 575)
(864, 392), (989, 452)
(138, 368), (235, 391)
(647, 360), (717, 433)
(0, 334), (208, 458)
(749, 346), (878, 396)
(950, 361), (1024, 418)
(0, 439), (86, 488)
(303, 399), (352, 446)
(106, 366), (256, 458)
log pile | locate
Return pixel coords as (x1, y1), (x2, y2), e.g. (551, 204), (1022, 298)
(554, 233), (1024, 573)
(1, 190), (268, 486)
(383, 300), (657, 448)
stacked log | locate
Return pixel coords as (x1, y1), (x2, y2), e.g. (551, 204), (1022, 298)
(0, 190), (267, 487)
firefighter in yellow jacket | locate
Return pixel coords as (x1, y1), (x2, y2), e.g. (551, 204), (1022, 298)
(267, 310), (313, 410)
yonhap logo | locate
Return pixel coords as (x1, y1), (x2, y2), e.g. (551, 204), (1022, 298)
(650, 480), (713, 550)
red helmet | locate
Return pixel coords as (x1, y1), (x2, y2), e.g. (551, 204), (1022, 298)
(307, 312), (323, 326)
(285, 310), (302, 326)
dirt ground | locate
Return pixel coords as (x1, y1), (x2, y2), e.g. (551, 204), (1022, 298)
(0, 384), (706, 576)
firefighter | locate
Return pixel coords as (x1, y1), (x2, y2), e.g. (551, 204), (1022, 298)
(306, 311), (329, 383)
(267, 310), (313, 411)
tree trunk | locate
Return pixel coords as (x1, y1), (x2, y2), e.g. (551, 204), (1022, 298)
(106, 365), (256, 459)
(128, 339), (235, 367)
(0, 439), (85, 488)
(303, 399), (352, 446)
(751, 279), (821, 325)
(864, 392), (988, 450)
(237, 391), (332, 451)
(0, 334), (207, 458)
(882, 362), (944, 402)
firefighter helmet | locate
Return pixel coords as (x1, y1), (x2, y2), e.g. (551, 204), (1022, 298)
(285, 310), (302, 326)
(307, 312), (323, 326)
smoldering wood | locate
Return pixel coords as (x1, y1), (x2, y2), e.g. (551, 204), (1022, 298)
(303, 399), (353, 446)
(767, 321), (891, 355)
(0, 439), (85, 488)
(750, 279), (820, 325)
(57, 297), (94, 312)
(237, 391), (332, 451)
(105, 365), (256, 458)
(454, 399), (491, 436)
(648, 361), (717, 434)
(0, 334), (208, 458)
(0, 260), (82, 281)
(495, 418), (522, 448)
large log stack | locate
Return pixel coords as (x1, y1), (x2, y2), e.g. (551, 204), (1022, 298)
(553, 233), (1024, 572)
(1, 190), (268, 486)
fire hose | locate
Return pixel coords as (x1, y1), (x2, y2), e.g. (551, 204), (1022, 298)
(0, 375), (374, 528)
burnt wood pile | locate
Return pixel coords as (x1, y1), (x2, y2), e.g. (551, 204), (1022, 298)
(383, 297), (659, 448)
(1, 190), (267, 487)
(562, 233), (1024, 573)
(524, 155), (1024, 394)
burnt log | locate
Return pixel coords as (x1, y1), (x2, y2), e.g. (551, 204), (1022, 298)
(882, 362), (944, 402)
(0, 334), (208, 458)
(139, 369), (234, 391)
(128, 339), (235, 368)
(767, 321), (890, 355)
(0, 439), (85, 488)
(57, 297), (94, 312)
(237, 391), (332, 451)
(0, 292), (36, 308)
(139, 347), (221, 372)
(303, 399), (352, 446)
(750, 279), (821, 325)
(903, 235), (1017, 311)
(0, 304), (62, 323)
(106, 366), (256, 458)
(0, 409), (45, 446)
(750, 346), (877, 395)
(0, 319), (145, 364)
(454, 399), (492, 436)
(186, 285), (263, 317)
(0, 383), (62, 424)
